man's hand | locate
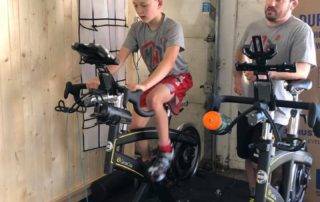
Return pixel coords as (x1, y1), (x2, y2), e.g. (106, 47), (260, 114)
(234, 75), (243, 95)
(233, 71), (246, 95)
(244, 71), (256, 82)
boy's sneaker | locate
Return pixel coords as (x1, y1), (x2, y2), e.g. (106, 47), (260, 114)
(147, 149), (174, 182)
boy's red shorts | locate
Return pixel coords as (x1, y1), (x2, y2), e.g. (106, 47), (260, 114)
(140, 73), (193, 115)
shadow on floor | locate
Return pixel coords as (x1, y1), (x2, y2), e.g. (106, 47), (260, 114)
(80, 169), (250, 202)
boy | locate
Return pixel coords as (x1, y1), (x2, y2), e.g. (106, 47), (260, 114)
(87, 0), (192, 182)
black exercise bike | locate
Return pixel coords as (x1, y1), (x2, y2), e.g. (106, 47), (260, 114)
(55, 42), (201, 202)
(203, 36), (320, 202)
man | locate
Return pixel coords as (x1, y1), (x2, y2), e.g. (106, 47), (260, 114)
(233, 0), (317, 200)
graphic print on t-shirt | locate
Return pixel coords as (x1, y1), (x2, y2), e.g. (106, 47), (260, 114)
(248, 34), (281, 51)
(141, 40), (164, 71)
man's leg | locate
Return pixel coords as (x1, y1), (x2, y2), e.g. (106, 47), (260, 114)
(236, 112), (260, 199)
(245, 159), (258, 197)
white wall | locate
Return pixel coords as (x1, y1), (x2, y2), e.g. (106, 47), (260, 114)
(216, 0), (264, 169)
(164, 0), (215, 160)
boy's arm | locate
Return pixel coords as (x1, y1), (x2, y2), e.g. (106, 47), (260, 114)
(108, 47), (132, 74)
(86, 47), (132, 89)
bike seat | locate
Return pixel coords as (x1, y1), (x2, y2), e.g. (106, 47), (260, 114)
(285, 79), (312, 95)
(164, 97), (184, 116)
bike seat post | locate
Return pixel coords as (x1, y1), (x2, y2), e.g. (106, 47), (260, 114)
(287, 93), (301, 138)
(286, 79), (312, 138)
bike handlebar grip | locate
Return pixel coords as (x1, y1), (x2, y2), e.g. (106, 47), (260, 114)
(235, 62), (254, 71)
(82, 94), (110, 107)
(126, 90), (154, 117)
(64, 82), (87, 99)
(95, 103), (132, 124)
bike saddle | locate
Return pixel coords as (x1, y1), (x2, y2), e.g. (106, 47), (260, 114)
(164, 97), (185, 116)
(285, 79), (312, 95)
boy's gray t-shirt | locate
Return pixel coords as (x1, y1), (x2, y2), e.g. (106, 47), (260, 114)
(123, 14), (189, 75)
(238, 16), (317, 125)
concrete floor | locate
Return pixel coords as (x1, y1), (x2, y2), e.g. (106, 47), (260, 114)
(215, 168), (247, 182)
(82, 168), (250, 202)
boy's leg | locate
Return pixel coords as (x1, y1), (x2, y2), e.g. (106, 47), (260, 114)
(146, 84), (174, 146)
(144, 73), (192, 182)
(145, 83), (175, 182)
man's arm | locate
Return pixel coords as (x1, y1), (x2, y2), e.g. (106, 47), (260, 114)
(233, 48), (248, 95)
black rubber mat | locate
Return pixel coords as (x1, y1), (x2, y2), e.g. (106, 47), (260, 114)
(80, 169), (249, 202)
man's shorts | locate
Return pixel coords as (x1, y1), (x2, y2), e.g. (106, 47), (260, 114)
(140, 73), (193, 114)
(236, 112), (287, 162)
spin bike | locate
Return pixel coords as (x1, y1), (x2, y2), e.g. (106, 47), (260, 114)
(204, 36), (320, 202)
(55, 43), (201, 201)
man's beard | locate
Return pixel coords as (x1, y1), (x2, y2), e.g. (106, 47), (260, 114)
(265, 7), (278, 22)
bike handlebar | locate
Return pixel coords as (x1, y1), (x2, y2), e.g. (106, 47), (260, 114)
(71, 42), (119, 65)
(210, 94), (320, 137)
(57, 82), (154, 118)
(236, 62), (296, 73)
(211, 95), (311, 110)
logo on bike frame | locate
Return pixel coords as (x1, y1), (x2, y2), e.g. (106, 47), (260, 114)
(256, 170), (268, 184)
(106, 141), (113, 152)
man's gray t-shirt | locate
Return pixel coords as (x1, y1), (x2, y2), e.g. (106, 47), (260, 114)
(123, 14), (189, 75)
(238, 16), (317, 125)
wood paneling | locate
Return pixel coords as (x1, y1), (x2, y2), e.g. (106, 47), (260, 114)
(0, 0), (108, 201)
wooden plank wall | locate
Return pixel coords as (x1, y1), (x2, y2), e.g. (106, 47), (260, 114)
(0, 0), (121, 201)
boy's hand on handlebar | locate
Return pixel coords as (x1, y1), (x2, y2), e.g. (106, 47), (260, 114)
(127, 83), (147, 92)
(86, 77), (100, 89)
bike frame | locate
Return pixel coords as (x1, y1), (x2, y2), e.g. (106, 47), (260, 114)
(209, 35), (314, 202)
(104, 125), (200, 177)
(56, 42), (201, 202)
(255, 127), (312, 202)
(253, 86), (313, 202)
